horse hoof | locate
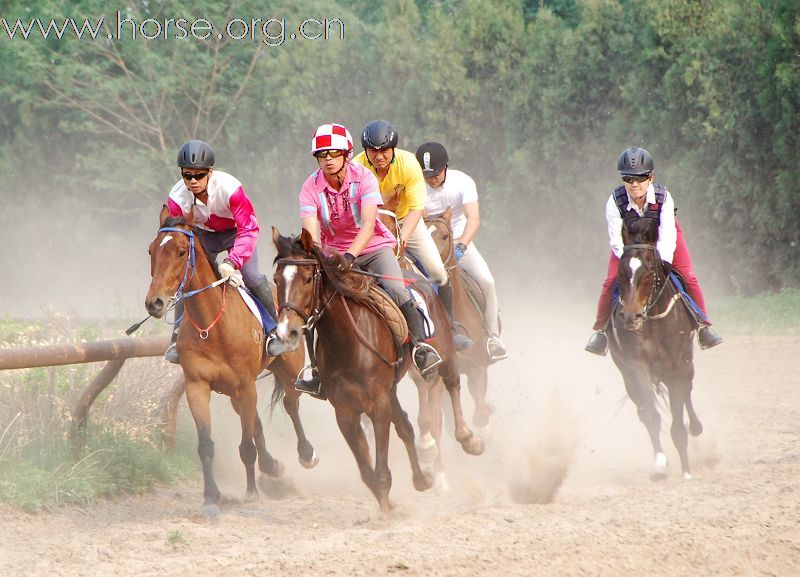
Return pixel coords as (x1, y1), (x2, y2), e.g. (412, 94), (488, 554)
(682, 472), (693, 481)
(432, 472), (451, 494)
(299, 450), (319, 469)
(414, 469), (435, 492)
(689, 421), (703, 436)
(416, 434), (438, 464)
(459, 434), (484, 456)
(264, 460), (285, 478)
(201, 503), (221, 519)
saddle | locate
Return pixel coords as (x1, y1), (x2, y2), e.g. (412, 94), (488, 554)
(363, 282), (409, 350)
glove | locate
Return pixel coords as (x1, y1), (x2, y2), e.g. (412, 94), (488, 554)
(339, 252), (356, 272)
(661, 260), (673, 276)
(218, 260), (243, 287)
(454, 243), (467, 262)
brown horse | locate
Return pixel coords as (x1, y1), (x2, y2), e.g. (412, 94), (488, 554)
(425, 208), (497, 431)
(145, 207), (316, 517)
(377, 201), (486, 486)
(271, 228), (482, 511)
(608, 216), (704, 480)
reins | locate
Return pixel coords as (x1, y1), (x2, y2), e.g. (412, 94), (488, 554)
(621, 243), (679, 322)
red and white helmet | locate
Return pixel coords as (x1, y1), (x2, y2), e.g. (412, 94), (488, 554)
(311, 123), (354, 158)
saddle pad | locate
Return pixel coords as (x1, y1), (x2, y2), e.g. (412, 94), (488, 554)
(366, 284), (409, 349)
(409, 287), (436, 339)
(238, 287), (278, 335)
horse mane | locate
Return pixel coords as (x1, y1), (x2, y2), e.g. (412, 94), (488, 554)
(624, 216), (659, 246)
(163, 215), (188, 228)
(274, 233), (375, 305)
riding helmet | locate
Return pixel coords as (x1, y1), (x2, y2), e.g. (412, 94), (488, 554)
(415, 142), (449, 177)
(177, 140), (215, 169)
(617, 147), (654, 176)
(361, 120), (398, 150)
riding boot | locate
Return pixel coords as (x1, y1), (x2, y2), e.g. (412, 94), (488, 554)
(399, 300), (442, 377)
(437, 281), (472, 351)
(248, 277), (288, 356)
(584, 330), (608, 356)
(697, 325), (723, 350)
(163, 300), (184, 364)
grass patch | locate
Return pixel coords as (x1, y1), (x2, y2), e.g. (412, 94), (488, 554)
(715, 288), (800, 335)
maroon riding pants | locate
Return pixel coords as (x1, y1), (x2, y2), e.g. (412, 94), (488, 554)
(593, 220), (711, 330)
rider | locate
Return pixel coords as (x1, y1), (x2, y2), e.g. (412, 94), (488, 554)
(353, 120), (472, 352)
(163, 139), (287, 363)
(297, 122), (443, 390)
(415, 142), (508, 363)
(584, 147), (724, 356)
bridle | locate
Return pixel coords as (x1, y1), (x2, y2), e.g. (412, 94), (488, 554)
(275, 257), (332, 331)
(425, 215), (455, 269)
(620, 243), (681, 321)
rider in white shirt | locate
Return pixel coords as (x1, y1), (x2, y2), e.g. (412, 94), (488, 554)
(416, 142), (508, 363)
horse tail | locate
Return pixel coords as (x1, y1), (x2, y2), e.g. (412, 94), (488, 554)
(269, 374), (285, 415)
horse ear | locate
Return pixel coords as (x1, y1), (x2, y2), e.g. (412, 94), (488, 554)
(443, 206), (452, 223)
(622, 223), (632, 246)
(159, 205), (170, 226)
(184, 208), (195, 227)
(271, 226), (281, 249)
(300, 228), (315, 252)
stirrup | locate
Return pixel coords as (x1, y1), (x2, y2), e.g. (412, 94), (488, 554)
(294, 365), (326, 399)
(486, 335), (508, 362)
(412, 342), (442, 377)
(163, 342), (179, 365)
(584, 330), (608, 356)
(697, 325), (723, 350)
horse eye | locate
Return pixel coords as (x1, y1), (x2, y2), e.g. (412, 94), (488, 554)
(304, 275), (313, 285)
(178, 248), (186, 257)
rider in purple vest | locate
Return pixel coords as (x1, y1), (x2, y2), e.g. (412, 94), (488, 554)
(585, 147), (723, 356)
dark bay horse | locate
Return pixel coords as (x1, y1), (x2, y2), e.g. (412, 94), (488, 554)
(608, 217), (704, 480)
(425, 208), (496, 431)
(145, 207), (317, 517)
(271, 228), (482, 511)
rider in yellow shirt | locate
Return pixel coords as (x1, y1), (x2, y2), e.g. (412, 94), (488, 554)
(354, 120), (471, 351)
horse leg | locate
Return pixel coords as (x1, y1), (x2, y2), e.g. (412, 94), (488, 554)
(389, 387), (435, 493)
(411, 371), (438, 464)
(333, 404), (381, 508)
(270, 357), (318, 468)
(623, 372), (666, 479)
(369, 396), (394, 512)
(685, 389), (703, 437)
(253, 414), (284, 477)
(185, 381), (221, 516)
(230, 389), (259, 500)
(467, 365), (494, 431)
(429, 378), (450, 491)
(442, 369), (484, 456)
(667, 380), (693, 479)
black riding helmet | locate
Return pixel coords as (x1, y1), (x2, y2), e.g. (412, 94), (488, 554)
(617, 147), (654, 175)
(415, 142), (449, 177)
(361, 120), (398, 150)
(177, 140), (215, 168)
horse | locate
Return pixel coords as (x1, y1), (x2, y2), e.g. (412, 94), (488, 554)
(271, 228), (483, 511)
(145, 206), (317, 517)
(425, 208), (497, 431)
(608, 216), (704, 480)
(377, 199), (486, 487)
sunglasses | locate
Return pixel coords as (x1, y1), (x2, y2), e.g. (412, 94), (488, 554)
(181, 170), (210, 181)
(621, 174), (651, 184)
(314, 149), (345, 159)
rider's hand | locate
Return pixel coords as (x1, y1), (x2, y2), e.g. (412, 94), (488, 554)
(219, 260), (243, 287)
(454, 243), (467, 261)
(339, 252), (356, 272)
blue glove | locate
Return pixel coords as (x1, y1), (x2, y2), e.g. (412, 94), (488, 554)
(454, 243), (467, 261)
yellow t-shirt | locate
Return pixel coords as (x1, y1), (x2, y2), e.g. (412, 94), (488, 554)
(353, 148), (426, 219)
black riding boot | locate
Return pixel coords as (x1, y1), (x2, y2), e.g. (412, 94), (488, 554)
(399, 300), (442, 377)
(163, 300), (184, 364)
(248, 277), (288, 356)
(437, 281), (472, 351)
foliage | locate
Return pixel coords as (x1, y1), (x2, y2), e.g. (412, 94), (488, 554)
(1, 0), (799, 293)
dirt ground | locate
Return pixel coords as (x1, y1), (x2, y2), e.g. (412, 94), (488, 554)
(1, 305), (799, 577)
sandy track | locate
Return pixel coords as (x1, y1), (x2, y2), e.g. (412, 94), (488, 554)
(1, 321), (798, 576)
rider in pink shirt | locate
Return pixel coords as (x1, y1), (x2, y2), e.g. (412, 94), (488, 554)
(293, 123), (442, 393)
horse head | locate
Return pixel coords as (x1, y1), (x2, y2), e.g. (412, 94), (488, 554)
(424, 207), (455, 265)
(377, 190), (404, 258)
(618, 217), (665, 330)
(145, 206), (197, 318)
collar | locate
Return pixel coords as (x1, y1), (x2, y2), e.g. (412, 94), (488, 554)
(626, 182), (655, 212)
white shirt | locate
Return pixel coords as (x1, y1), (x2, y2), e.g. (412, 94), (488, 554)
(424, 169), (479, 239)
(605, 183), (677, 263)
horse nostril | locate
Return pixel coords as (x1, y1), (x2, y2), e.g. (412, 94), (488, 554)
(289, 329), (299, 340)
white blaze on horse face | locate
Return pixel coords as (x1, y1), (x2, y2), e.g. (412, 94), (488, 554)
(628, 257), (642, 289)
(159, 235), (174, 247)
(277, 265), (299, 340)
(427, 224), (437, 235)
